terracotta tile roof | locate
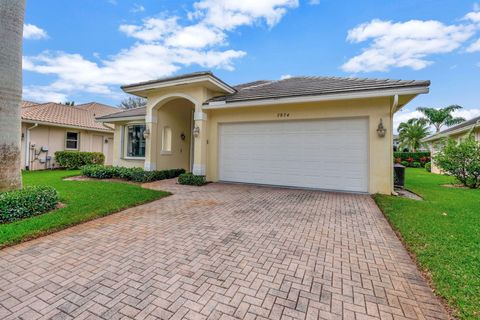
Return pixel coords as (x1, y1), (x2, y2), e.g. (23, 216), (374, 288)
(21, 100), (39, 108)
(76, 102), (119, 117)
(21, 102), (116, 132)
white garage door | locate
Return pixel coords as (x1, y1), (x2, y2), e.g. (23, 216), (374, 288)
(218, 118), (369, 192)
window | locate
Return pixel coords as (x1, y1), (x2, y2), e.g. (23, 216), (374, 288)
(126, 125), (146, 157)
(65, 132), (79, 150)
(162, 126), (172, 153)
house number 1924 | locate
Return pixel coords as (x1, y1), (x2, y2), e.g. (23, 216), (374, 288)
(277, 112), (290, 118)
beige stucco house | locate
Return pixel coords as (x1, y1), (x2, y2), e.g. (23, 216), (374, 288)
(21, 101), (118, 170)
(423, 115), (480, 174)
(97, 71), (430, 194)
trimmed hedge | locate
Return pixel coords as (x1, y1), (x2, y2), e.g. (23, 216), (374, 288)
(55, 151), (105, 169)
(81, 165), (185, 183)
(178, 173), (207, 186)
(394, 152), (431, 167)
(0, 186), (59, 224)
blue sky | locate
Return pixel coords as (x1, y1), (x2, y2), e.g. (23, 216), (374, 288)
(23, 0), (480, 128)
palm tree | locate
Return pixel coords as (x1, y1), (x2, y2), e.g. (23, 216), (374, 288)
(417, 105), (466, 133)
(397, 118), (430, 152)
(0, 0), (25, 191)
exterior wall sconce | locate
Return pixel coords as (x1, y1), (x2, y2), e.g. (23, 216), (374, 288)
(377, 119), (386, 137)
(143, 128), (150, 139)
(104, 139), (109, 144)
(180, 132), (186, 141)
(193, 126), (200, 138)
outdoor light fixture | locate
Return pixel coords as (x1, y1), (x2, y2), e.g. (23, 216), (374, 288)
(143, 128), (150, 139)
(180, 132), (186, 141)
(377, 118), (386, 137)
(193, 126), (200, 138)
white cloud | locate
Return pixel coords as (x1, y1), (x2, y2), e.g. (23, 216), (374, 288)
(464, 11), (480, 23)
(191, 0), (299, 30)
(119, 17), (179, 42)
(280, 74), (292, 80)
(23, 86), (68, 103)
(467, 38), (480, 52)
(23, 23), (48, 40)
(342, 12), (480, 73)
(343, 19), (476, 72)
(24, 0), (300, 101)
(131, 4), (145, 13)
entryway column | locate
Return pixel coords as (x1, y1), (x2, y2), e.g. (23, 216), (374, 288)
(192, 107), (207, 175)
(144, 108), (157, 171)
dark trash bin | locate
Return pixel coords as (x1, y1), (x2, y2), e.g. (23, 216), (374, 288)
(394, 163), (405, 188)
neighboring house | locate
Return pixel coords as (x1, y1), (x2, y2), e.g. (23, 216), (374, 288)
(423, 115), (480, 174)
(21, 101), (119, 170)
(97, 71), (430, 194)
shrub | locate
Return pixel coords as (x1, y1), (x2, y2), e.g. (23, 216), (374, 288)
(425, 162), (431, 172)
(178, 173), (207, 186)
(394, 157), (402, 164)
(401, 161), (409, 167)
(394, 152), (430, 164)
(434, 136), (480, 188)
(0, 186), (59, 224)
(55, 151), (105, 169)
(81, 165), (185, 183)
(412, 162), (421, 168)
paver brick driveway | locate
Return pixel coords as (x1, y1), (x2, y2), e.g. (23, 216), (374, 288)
(0, 180), (448, 320)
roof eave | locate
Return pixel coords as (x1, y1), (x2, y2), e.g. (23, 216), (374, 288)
(22, 119), (114, 132)
(121, 74), (236, 96)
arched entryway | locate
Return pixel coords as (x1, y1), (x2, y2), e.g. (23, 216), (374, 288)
(152, 97), (196, 171)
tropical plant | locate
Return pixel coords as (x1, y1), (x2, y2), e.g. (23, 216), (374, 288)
(118, 97), (147, 109)
(0, 1), (25, 191)
(64, 101), (75, 106)
(397, 118), (430, 152)
(417, 105), (466, 133)
(434, 133), (480, 188)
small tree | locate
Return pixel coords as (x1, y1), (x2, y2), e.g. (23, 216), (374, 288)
(434, 134), (480, 188)
(417, 105), (466, 133)
(118, 97), (146, 109)
(397, 118), (430, 152)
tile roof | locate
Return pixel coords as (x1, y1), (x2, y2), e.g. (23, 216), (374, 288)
(425, 115), (480, 140)
(22, 102), (117, 132)
(207, 76), (430, 104)
(121, 71), (234, 92)
(75, 102), (119, 117)
(96, 107), (147, 120)
(21, 100), (39, 108)
(99, 74), (430, 121)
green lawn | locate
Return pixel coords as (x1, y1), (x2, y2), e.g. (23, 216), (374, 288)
(0, 170), (169, 248)
(375, 169), (480, 320)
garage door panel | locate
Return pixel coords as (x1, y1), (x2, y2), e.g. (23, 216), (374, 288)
(219, 118), (368, 192)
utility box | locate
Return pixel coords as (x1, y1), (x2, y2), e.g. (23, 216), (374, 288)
(394, 163), (405, 188)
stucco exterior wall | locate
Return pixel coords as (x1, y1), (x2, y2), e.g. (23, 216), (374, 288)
(21, 123), (114, 170)
(205, 97), (393, 194)
(428, 126), (480, 174)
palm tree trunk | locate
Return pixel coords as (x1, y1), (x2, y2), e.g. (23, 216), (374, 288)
(0, 0), (25, 191)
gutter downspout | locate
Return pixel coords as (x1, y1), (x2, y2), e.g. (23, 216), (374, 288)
(391, 95), (399, 196)
(25, 123), (38, 170)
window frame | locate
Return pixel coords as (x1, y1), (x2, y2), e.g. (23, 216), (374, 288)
(123, 123), (146, 159)
(65, 131), (80, 150)
(161, 126), (172, 155)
